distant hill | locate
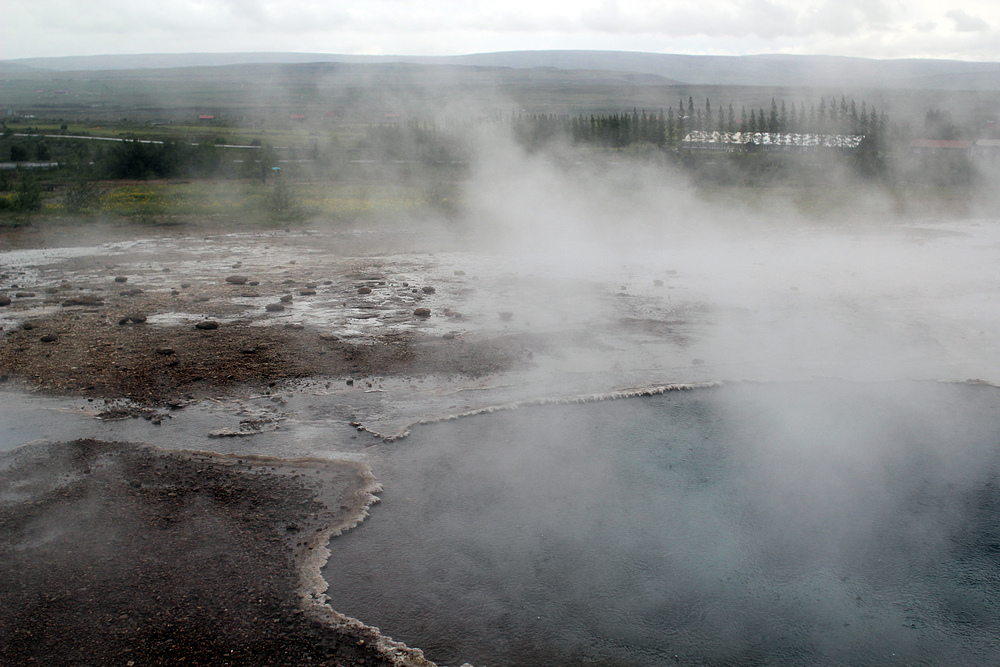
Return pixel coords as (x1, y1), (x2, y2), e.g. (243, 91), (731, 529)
(5, 51), (1000, 91)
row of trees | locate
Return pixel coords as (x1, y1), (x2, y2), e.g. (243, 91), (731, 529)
(511, 96), (890, 150)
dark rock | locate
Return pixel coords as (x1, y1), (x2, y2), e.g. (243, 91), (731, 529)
(179, 283), (191, 289)
(280, 294), (293, 303)
(21, 322), (34, 330)
(443, 332), (456, 340)
(121, 288), (144, 297)
(44, 287), (59, 294)
(0, 296), (10, 306)
(114, 276), (128, 283)
(357, 287), (372, 295)
(265, 303), (285, 312)
(413, 308), (431, 318)
(249, 281), (259, 286)
(15, 292), (36, 298)
(299, 289), (316, 296)
(240, 348), (257, 354)
(40, 334), (58, 343)
(62, 296), (104, 307)
(422, 286), (436, 294)
(225, 275), (248, 285)
(156, 347), (175, 355)
(128, 313), (147, 324)
(195, 320), (219, 330)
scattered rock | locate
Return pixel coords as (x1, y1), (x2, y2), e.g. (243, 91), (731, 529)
(248, 281), (260, 287)
(179, 283), (191, 289)
(443, 332), (456, 340)
(120, 288), (144, 297)
(357, 287), (372, 295)
(346, 379), (354, 386)
(44, 287), (59, 294)
(653, 280), (664, 287)
(413, 308), (431, 318)
(225, 275), (248, 285)
(15, 292), (36, 298)
(279, 294), (293, 303)
(0, 296), (10, 306)
(454, 270), (466, 276)
(40, 334), (58, 343)
(499, 311), (514, 321)
(156, 347), (175, 355)
(299, 289), (316, 296)
(21, 322), (35, 330)
(114, 276), (128, 283)
(265, 303), (285, 312)
(128, 313), (147, 324)
(284, 323), (304, 330)
(422, 286), (436, 294)
(195, 320), (219, 330)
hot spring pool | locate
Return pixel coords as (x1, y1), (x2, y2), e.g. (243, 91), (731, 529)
(323, 381), (1000, 666)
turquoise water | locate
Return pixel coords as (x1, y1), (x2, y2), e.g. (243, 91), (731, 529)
(324, 381), (1000, 666)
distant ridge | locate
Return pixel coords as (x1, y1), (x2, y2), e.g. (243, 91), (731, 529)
(4, 51), (1000, 91)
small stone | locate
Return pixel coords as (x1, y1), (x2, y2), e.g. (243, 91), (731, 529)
(225, 275), (248, 285)
(422, 286), (436, 294)
(414, 308), (431, 318)
(454, 270), (466, 276)
(0, 296), (10, 306)
(692, 358), (706, 365)
(299, 289), (316, 296)
(280, 294), (293, 303)
(265, 303), (285, 312)
(653, 280), (663, 287)
(114, 276), (128, 283)
(443, 332), (456, 340)
(499, 311), (514, 321)
(195, 320), (219, 330)
(15, 292), (36, 298)
(179, 283), (191, 289)
(40, 334), (58, 343)
(156, 347), (175, 355)
(357, 287), (372, 295)
(128, 313), (147, 324)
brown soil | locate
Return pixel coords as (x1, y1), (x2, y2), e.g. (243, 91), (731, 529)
(0, 439), (424, 667)
(0, 296), (528, 405)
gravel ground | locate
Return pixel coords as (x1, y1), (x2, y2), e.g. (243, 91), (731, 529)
(0, 439), (432, 667)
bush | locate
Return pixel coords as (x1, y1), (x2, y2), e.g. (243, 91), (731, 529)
(64, 180), (102, 213)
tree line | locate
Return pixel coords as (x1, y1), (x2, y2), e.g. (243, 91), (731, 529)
(511, 95), (890, 150)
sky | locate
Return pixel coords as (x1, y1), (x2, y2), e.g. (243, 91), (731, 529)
(2, 0), (999, 62)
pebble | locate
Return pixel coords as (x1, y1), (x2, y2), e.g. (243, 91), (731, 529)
(195, 320), (219, 330)
(414, 308), (431, 318)
(225, 275), (248, 285)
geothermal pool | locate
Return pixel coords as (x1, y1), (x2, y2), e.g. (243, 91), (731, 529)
(323, 381), (1000, 667)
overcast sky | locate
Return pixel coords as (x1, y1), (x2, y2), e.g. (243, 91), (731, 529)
(2, 0), (999, 62)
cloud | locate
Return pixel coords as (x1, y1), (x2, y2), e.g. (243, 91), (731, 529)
(946, 9), (989, 33)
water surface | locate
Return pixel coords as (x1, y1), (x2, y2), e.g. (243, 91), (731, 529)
(324, 381), (1000, 666)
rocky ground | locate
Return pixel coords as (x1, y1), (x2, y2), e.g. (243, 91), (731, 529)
(0, 439), (429, 667)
